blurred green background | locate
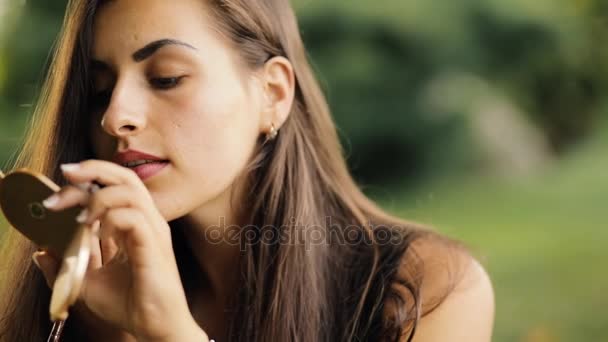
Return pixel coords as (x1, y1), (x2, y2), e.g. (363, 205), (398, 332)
(1, 0), (606, 341)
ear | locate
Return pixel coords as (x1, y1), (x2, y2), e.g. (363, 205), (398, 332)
(258, 56), (295, 135)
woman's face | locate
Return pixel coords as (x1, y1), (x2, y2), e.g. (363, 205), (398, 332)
(89, 0), (265, 223)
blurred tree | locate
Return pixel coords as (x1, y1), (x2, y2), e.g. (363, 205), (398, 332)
(1, 0), (65, 109)
(295, 0), (608, 182)
(0, 0), (66, 166)
(299, 12), (473, 186)
(469, 6), (603, 153)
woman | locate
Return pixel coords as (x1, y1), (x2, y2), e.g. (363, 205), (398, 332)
(0, 0), (494, 341)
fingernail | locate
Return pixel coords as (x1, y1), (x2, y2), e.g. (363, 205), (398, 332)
(90, 183), (101, 193)
(42, 194), (60, 208)
(76, 182), (92, 192)
(76, 208), (89, 223)
(60, 163), (80, 172)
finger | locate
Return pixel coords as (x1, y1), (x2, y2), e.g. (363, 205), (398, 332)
(59, 160), (166, 235)
(32, 251), (60, 288)
(60, 160), (148, 191)
(99, 219), (120, 265)
(42, 183), (93, 211)
(98, 208), (157, 266)
(81, 185), (168, 242)
(88, 220), (102, 269)
(79, 185), (149, 226)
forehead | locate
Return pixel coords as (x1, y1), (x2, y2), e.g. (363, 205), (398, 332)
(92, 0), (213, 59)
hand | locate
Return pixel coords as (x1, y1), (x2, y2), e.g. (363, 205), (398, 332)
(32, 159), (209, 342)
(33, 249), (137, 342)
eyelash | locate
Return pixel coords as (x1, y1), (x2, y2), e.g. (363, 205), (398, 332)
(150, 76), (185, 90)
(90, 76), (185, 109)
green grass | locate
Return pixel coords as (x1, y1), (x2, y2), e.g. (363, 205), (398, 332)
(381, 129), (608, 342)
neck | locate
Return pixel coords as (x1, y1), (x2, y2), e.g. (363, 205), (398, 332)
(176, 212), (242, 340)
(175, 180), (246, 309)
(181, 214), (242, 303)
(171, 176), (249, 329)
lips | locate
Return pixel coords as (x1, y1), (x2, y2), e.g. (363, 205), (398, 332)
(129, 161), (169, 181)
(112, 149), (169, 181)
(113, 149), (167, 165)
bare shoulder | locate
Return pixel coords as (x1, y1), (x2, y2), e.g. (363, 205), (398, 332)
(394, 233), (495, 342)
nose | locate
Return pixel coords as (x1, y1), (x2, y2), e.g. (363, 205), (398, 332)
(100, 78), (147, 137)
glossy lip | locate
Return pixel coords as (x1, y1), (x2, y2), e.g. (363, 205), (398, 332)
(112, 149), (170, 181)
(130, 162), (169, 181)
(112, 149), (167, 165)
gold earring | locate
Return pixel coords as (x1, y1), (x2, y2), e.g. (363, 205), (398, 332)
(265, 123), (279, 142)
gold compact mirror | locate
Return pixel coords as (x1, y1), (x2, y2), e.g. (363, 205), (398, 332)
(0, 168), (91, 321)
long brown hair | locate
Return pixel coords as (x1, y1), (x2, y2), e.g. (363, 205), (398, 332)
(0, 1), (459, 341)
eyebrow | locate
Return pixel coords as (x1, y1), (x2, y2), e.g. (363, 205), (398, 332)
(91, 38), (197, 68)
(132, 39), (197, 62)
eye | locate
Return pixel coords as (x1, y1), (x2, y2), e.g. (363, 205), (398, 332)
(150, 76), (185, 90)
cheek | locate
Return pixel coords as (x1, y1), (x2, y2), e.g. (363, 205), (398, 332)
(167, 77), (261, 199)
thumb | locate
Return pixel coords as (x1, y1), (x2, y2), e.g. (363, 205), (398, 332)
(32, 251), (60, 288)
